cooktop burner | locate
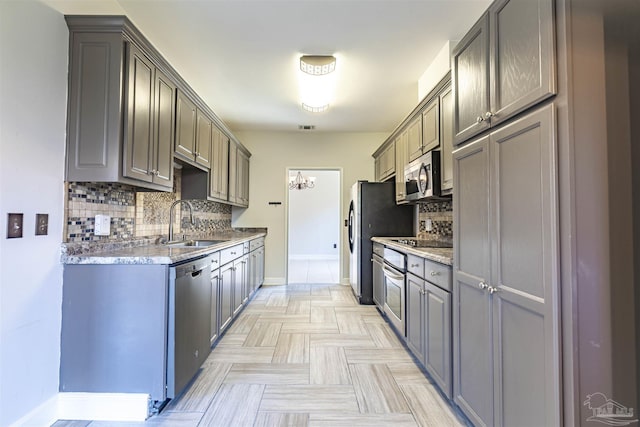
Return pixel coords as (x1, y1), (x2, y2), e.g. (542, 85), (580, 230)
(393, 238), (453, 248)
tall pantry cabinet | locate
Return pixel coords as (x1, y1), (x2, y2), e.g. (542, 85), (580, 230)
(452, 0), (560, 425)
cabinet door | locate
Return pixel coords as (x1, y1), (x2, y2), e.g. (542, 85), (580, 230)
(195, 109), (212, 169)
(175, 90), (197, 160)
(210, 269), (219, 346)
(440, 86), (454, 193)
(406, 115), (423, 162)
(394, 132), (407, 202)
(124, 43), (154, 183)
(489, 0), (555, 127)
(210, 128), (229, 201)
(452, 13), (491, 145)
(237, 149), (250, 206)
(153, 68), (175, 188)
(233, 256), (247, 316)
(219, 263), (234, 333)
(406, 273), (425, 363)
(421, 97), (440, 153)
(452, 135), (493, 427)
(424, 282), (452, 399)
(490, 104), (559, 427)
(228, 141), (238, 204)
(372, 255), (385, 309)
(257, 247), (265, 287)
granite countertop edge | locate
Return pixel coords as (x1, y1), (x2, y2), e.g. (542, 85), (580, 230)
(371, 237), (453, 266)
(61, 229), (267, 265)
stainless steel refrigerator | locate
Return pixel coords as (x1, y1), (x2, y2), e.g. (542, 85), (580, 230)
(348, 181), (414, 304)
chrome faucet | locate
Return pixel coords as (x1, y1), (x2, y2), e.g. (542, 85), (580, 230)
(169, 200), (195, 242)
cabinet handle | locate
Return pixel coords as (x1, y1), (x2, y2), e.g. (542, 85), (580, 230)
(484, 111), (494, 120)
(410, 263), (420, 268)
(478, 281), (488, 290)
(149, 169), (156, 175)
(476, 116), (485, 124)
(430, 271), (440, 276)
(155, 170), (160, 176)
(488, 286), (499, 295)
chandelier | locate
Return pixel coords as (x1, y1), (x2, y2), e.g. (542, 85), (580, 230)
(289, 171), (316, 190)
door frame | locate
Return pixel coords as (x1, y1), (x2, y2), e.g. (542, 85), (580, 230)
(284, 167), (343, 285)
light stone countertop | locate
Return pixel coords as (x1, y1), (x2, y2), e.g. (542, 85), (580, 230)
(61, 230), (266, 265)
(371, 237), (453, 266)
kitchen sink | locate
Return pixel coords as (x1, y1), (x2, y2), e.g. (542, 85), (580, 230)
(166, 239), (226, 248)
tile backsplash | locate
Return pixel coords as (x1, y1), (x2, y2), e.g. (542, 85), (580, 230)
(417, 199), (453, 242)
(65, 168), (232, 243)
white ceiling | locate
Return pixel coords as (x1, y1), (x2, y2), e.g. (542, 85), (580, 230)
(47, 0), (491, 133)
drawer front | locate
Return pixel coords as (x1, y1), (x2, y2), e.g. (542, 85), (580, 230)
(424, 259), (452, 291)
(220, 244), (243, 265)
(210, 251), (221, 272)
(407, 254), (425, 278)
(373, 242), (384, 257)
(250, 237), (265, 251)
(243, 241), (250, 254)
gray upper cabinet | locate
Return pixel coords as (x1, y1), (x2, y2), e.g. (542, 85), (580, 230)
(228, 141), (250, 208)
(452, 13), (491, 145)
(195, 109), (212, 169)
(210, 127), (229, 201)
(420, 97), (440, 155)
(453, 104), (560, 427)
(394, 132), (408, 202)
(405, 115), (423, 163)
(439, 85), (454, 194)
(489, 0), (556, 128)
(452, 0), (555, 145)
(373, 140), (395, 182)
(175, 90), (213, 170)
(66, 21), (175, 192)
(175, 90), (197, 161)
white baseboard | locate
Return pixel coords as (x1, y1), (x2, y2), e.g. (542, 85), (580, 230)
(263, 277), (286, 286)
(340, 278), (351, 286)
(289, 254), (339, 261)
(10, 393), (149, 427)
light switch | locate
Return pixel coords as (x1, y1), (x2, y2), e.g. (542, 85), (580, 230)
(95, 214), (111, 236)
(7, 213), (23, 238)
(35, 213), (48, 236)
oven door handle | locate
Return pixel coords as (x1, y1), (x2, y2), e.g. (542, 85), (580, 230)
(382, 266), (404, 281)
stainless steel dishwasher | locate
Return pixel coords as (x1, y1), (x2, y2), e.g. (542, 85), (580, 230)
(167, 255), (212, 398)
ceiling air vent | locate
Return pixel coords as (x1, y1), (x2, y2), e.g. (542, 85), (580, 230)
(298, 125), (316, 131)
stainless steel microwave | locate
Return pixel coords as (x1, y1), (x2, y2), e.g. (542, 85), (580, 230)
(404, 151), (441, 201)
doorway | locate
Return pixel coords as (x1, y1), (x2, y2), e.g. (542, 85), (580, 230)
(287, 169), (341, 284)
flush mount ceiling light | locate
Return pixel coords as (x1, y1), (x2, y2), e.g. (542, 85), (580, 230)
(298, 55), (337, 113)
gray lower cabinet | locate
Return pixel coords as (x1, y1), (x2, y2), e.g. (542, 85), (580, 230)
(406, 263), (453, 400)
(65, 19), (176, 192)
(453, 104), (560, 426)
(406, 273), (425, 362)
(372, 253), (385, 310)
(452, 0), (556, 145)
(210, 253), (220, 346)
(248, 238), (265, 298)
(233, 255), (248, 315)
(219, 261), (234, 334)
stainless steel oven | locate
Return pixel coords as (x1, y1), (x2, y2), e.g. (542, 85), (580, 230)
(404, 151), (441, 201)
(383, 247), (406, 336)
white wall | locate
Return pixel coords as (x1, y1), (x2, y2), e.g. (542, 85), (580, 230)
(232, 131), (385, 284)
(0, 1), (68, 425)
(417, 41), (457, 101)
(288, 170), (340, 259)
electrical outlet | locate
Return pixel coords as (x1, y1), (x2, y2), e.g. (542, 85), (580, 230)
(425, 218), (433, 232)
(35, 213), (48, 236)
(7, 213), (23, 238)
